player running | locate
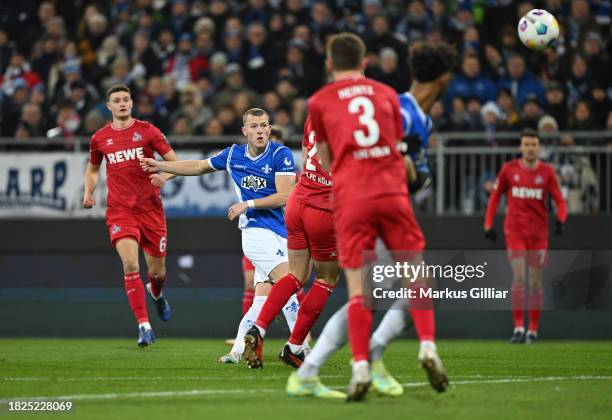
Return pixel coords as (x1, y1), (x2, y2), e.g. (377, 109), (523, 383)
(140, 108), (301, 362)
(287, 40), (456, 399)
(288, 33), (445, 401)
(242, 116), (340, 387)
(83, 83), (178, 347)
(484, 129), (567, 344)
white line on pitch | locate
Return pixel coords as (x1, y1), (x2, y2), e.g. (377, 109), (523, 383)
(1, 375), (345, 382)
(1, 375), (610, 403)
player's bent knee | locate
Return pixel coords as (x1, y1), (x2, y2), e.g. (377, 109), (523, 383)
(148, 269), (166, 280)
(122, 261), (139, 274)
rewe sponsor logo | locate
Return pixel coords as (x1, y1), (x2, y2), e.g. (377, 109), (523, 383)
(107, 147), (145, 164)
(511, 186), (543, 200)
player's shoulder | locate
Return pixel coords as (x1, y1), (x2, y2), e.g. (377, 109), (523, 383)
(91, 123), (112, 142)
(133, 118), (156, 131)
(270, 140), (290, 157)
(539, 161), (557, 174)
(502, 159), (520, 172)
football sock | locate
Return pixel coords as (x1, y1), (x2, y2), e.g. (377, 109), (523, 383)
(139, 321), (151, 330)
(296, 288), (307, 303)
(281, 294), (300, 333)
(288, 343), (302, 354)
(231, 296), (266, 355)
(147, 273), (166, 299)
(348, 295), (372, 362)
(511, 283), (526, 328)
(297, 303), (348, 380)
(370, 299), (409, 360)
(124, 272), (148, 324)
(288, 280), (335, 346)
(242, 289), (255, 315)
(254, 273), (302, 335)
(528, 291), (543, 332)
(409, 281), (435, 342)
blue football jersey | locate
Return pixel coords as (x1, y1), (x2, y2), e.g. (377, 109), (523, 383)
(398, 92), (432, 173)
(208, 141), (295, 237)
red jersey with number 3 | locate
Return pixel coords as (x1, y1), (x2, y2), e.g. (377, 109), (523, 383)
(292, 116), (333, 210)
(485, 159), (567, 239)
(307, 77), (406, 205)
(89, 118), (172, 213)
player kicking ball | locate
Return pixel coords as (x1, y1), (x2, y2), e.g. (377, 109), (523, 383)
(484, 129), (567, 344)
(140, 108), (301, 362)
(242, 116), (343, 399)
(83, 84), (178, 347)
(287, 40), (456, 400)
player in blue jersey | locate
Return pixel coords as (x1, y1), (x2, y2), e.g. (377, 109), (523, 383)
(140, 108), (301, 362)
(289, 42), (457, 399)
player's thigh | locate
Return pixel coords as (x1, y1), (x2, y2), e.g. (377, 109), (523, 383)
(313, 259), (341, 286)
(242, 228), (288, 285)
(506, 235), (528, 282)
(288, 248), (311, 284)
(143, 252), (166, 278)
(526, 237), (549, 269)
(378, 195), (425, 254)
(139, 207), (168, 258)
(242, 255), (255, 291)
(333, 202), (378, 270)
(345, 268), (363, 298)
(303, 205), (338, 264)
(114, 237), (140, 272)
(107, 210), (141, 251)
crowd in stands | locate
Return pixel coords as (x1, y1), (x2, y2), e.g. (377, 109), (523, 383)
(0, 0), (610, 143)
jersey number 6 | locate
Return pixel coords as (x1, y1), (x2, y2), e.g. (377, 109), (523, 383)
(348, 96), (380, 147)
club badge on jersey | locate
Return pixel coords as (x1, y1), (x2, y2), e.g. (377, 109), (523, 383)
(207, 141), (296, 237)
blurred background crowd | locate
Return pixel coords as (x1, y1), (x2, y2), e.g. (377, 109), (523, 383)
(0, 0), (610, 142)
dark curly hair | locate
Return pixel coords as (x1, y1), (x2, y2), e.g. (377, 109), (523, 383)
(409, 42), (458, 83)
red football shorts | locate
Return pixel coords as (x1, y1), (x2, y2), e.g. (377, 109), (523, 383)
(242, 255), (255, 272)
(285, 193), (337, 261)
(106, 206), (167, 257)
(506, 234), (549, 268)
(334, 194), (425, 269)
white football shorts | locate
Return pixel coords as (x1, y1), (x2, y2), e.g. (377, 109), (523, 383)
(242, 227), (289, 285)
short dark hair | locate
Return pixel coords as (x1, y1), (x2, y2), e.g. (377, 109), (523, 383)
(409, 42), (458, 83)
(520, 128), (540, 142)
(242, 108), (270, 125)
(270, 125), (283, 140)
(106, 84), (131, 101)
(327, 33), (366, 71)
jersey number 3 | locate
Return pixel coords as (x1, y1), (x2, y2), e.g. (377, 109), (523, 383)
(349, 96), (380, 147)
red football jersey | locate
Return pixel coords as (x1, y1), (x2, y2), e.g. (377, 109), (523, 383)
(89, 118), (172, 213)
(308, 76), (406, 205)
(485, 159), (567, 239)
(292, 116), (333, 210)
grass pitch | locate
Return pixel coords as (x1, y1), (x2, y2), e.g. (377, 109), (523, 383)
(1, 339), (611, 419)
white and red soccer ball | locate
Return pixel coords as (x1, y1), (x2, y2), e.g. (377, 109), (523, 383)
(517, 9), (560, 51)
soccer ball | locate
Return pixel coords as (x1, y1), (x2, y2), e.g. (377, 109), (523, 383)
(517, 9), (559, 51)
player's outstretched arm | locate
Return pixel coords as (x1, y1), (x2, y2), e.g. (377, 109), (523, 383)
(139, 157), (214, 176)
(83, 162), (100, 208)
(149, 150), (180, 187)
(227, 174), (296, 221)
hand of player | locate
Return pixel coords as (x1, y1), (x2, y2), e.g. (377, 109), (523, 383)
(83, 194), (95, 209)
(555, 220), (565, 236)
(484, 228), (497, 242)
(139, 157), (161, 173)
(149, 174), (167, 188)
(228, 202), (248, 221)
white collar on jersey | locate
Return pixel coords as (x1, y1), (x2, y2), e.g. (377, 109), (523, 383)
(245, 141), (270, 161)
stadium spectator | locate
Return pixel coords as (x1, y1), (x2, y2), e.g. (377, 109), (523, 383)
(15, 103), (46, 139)
(498, 54), (545, 107)
(445, 53), (496, 111)
(566, 54), (591, 109)
(497, 88), (521, 130)
(242, 22), (277, 93)
(368, 47), (408, 93)
(204, 117), (224, 135)
(395, 0), (433, 43)
(519, 94), (544, 130)
(568, 99), (595, 131)
(590, 85), (611, 128)
(481, 101), (502, 145)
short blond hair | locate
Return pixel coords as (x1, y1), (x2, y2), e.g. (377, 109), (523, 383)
(242, 108), (270, 125)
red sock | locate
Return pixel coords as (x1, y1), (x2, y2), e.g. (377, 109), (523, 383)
(512, 283), (525, 328)
(348, 295), (372, 362)
(255, 273), (302, 331)
(288, 280), (334, 345)
(242, 289), (255, 315)
(408, 281), (435, 341)
(147, 273), (166, 298)
(124, 272), (148, 324)
(528, 291), (543, 332)
(296, 288), (307, 304)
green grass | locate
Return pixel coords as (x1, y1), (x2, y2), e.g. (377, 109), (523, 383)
(1, 339), (611, 419)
